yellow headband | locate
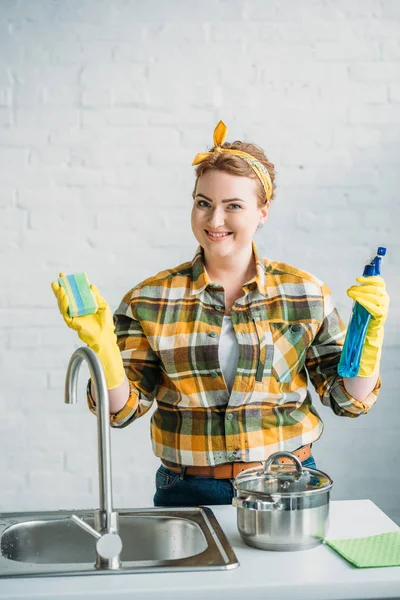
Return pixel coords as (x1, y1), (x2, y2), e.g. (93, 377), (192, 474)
(192, 120), (273, 202)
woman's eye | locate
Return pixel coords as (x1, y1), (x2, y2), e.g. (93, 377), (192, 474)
(197, 200), (210, 208)
(228, 204), (242, 210)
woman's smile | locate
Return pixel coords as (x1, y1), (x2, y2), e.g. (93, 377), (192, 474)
(204, 229), (233, 241)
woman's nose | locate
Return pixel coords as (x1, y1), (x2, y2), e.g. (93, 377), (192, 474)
(208, 207), (225, 228)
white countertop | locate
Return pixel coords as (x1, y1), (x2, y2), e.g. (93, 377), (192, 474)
(1, 500), (400, 600)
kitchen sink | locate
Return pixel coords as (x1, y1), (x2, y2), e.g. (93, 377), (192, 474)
(0, 506), (239, 577)
(0, 349), (239, 579)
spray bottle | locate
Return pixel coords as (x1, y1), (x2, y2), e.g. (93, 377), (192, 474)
(338, 246), (387, 378)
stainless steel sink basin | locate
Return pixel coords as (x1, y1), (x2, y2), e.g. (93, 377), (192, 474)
(0, 507), (239, 577)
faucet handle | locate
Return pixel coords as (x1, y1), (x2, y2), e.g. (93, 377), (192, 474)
(96, 532), (123, 561)
(70, 514), (123, 561)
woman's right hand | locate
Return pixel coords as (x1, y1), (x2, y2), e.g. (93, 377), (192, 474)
(51, 273), (115, 352)
(51, 273), (126, 390)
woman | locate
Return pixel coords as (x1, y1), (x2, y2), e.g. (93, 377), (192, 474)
(52, 121), (389, 507)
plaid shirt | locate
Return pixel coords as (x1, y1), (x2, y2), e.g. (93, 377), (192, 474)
(87, 243), (381, 467)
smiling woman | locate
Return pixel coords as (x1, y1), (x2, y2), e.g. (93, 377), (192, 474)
(191, 172), (268, 288)
(52, 120), (388, 509)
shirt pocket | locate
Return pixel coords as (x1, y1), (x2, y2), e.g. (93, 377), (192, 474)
(253, 316), (274, 383)
(270, 321), (317, 383)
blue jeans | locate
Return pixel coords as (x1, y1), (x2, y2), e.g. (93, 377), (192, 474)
(153, 454), (317, 507)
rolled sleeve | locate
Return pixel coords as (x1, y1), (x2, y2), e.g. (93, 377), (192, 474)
(86, 288), (161, 428)
(323, 373), (381, 417)
(86, 379), (140, 428)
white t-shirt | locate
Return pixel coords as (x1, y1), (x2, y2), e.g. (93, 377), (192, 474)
(218, 316), (239, 394)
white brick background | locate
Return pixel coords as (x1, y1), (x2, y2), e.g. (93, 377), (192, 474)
(1, 0), (399, 525)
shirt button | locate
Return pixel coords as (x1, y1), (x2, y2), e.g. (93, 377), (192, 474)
(211, 371), (218, 378)
(208, 331), (217, 338)
(214, 305), (223, 311)
(291, 324), (301, 333)
(226, 413), (234, 421)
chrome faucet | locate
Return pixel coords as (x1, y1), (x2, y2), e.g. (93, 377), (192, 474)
(65, 346), (122, 569)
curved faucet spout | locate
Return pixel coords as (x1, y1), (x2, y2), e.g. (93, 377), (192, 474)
(64, 347), (113, 531)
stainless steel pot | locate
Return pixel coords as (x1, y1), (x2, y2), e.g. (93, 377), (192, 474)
(233, 451), (333, 551)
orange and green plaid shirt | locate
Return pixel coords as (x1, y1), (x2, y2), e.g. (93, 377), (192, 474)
(87, 243), (381, 467)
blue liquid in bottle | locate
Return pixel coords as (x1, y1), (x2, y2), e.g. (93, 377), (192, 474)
(337, 246), (387, 378)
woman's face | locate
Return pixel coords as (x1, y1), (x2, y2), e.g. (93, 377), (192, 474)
(191, 170), (269, 259)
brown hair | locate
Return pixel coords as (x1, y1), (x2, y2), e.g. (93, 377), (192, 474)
(192, 140), (276, 206)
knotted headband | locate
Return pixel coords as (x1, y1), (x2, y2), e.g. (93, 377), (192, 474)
(192, 120), (273, 202)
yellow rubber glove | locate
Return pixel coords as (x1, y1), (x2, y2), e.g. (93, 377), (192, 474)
(346, 275), (390, 377)
(51, 273), (126, 389)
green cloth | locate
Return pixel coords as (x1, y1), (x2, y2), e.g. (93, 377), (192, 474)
(325, 532), (400, 568)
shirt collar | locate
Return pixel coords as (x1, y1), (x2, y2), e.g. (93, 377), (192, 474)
(190, 246), (212, 295)
(190, 242), (267, 297)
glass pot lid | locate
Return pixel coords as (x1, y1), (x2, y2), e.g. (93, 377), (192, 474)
(234, 451), (333, 497)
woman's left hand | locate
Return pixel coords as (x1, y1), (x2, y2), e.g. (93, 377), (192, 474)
(346, 275), (390, 377)
(346, 276), (389, 329)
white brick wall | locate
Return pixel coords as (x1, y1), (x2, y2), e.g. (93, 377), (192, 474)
(1, 0), (399, 524)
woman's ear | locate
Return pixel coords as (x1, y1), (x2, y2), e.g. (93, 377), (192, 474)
(259, 201), (270, 224)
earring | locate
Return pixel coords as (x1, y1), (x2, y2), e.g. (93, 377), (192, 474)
(257, 222), (264, 230)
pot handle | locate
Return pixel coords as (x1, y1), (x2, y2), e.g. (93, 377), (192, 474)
(264, 451), (303, 476)
(233, 496), (284, 511)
